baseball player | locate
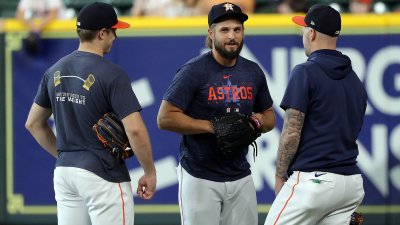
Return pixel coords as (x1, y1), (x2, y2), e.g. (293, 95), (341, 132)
(157, 2), (276, 225)
(264, 5), (367, 225)
(25, 3), (156, 225)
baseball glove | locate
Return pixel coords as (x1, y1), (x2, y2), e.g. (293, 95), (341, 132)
(210, 113), (262, 158)
(92, 113), (134, 161)
(350, 212), (364, 225)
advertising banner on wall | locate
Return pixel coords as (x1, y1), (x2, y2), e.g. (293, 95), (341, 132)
(5, 33), (400, 215)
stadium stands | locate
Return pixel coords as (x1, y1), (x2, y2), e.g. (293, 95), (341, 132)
(0, 0), (399, 18)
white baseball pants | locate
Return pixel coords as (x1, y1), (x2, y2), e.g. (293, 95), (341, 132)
(264, 171), (364, 225)
(54, 167), (134, 225)
(177, 164), (258, 225)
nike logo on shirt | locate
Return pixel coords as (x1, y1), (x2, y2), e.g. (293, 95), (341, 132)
(314, 172), (327, 177)
(223, 75), (232, 79)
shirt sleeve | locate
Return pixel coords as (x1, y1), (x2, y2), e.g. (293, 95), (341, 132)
(109, 72), (142, 120)
(280, 65), (310, 113)
(34, 73), (51, 108)
(163, 65), (200, 112)
(253, 65), (273, 113)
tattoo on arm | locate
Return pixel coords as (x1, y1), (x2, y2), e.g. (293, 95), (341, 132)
(276, 108), (305, 178)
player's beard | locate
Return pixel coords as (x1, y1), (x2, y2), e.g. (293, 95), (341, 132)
(214, 39), (243, 60)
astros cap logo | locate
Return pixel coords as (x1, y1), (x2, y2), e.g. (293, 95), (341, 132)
(208, 2), (248, 26)
(223, 3), (234, 11)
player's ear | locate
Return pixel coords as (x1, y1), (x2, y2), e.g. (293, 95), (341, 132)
(98, 28), (108, 40)
(208, 28), (213, 41)
(310, 28), (317, 41)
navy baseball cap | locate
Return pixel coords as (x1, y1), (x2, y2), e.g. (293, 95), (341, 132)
(77, 2), (130, 30)
(292, 4), (341, 37)
(208, 2), (248, 26)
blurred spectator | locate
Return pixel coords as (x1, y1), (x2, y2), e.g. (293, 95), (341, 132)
(16, 0), (69, 33)
(395, 4), (400, 12)
(203, 0), (255, 14)
(16, 0), (73, 55)
(276, 0), (307, 13)
(329, 2), (343, 13)
(181, 0), (207, 15)
(131, 0), (255, 17)
(131, 0), (204, 17)
(349, 0), (372, 14)
(373, 1), (389, 14)
(131, 0), (174, 16)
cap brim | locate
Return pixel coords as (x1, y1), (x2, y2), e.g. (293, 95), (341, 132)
(112, 20), (130, 29)
(292, 16), (307, 27)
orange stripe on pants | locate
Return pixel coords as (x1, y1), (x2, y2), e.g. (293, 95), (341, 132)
(274, 171), (301, 225)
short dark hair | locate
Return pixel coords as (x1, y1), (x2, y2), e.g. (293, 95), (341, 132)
(77, 28), (98, 42)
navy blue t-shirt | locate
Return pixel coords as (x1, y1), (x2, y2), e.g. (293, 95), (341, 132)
(163, 51), (273, 182)
(280, 49), (367, 175)
(34, 50), (142, 182)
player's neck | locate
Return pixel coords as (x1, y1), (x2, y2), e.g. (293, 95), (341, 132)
(310, 37), (337, 53)
(211, 49), (237, 67)
(78, 42), (104, 57)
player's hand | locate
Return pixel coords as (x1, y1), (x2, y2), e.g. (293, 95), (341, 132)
(136, 173), (157, 200)
(274, 176), (286, 196)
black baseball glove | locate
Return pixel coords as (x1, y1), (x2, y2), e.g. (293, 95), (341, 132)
(350, 212), (364, 225)
(210, 113), (262, 158)
(92, 113), (134, 161)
